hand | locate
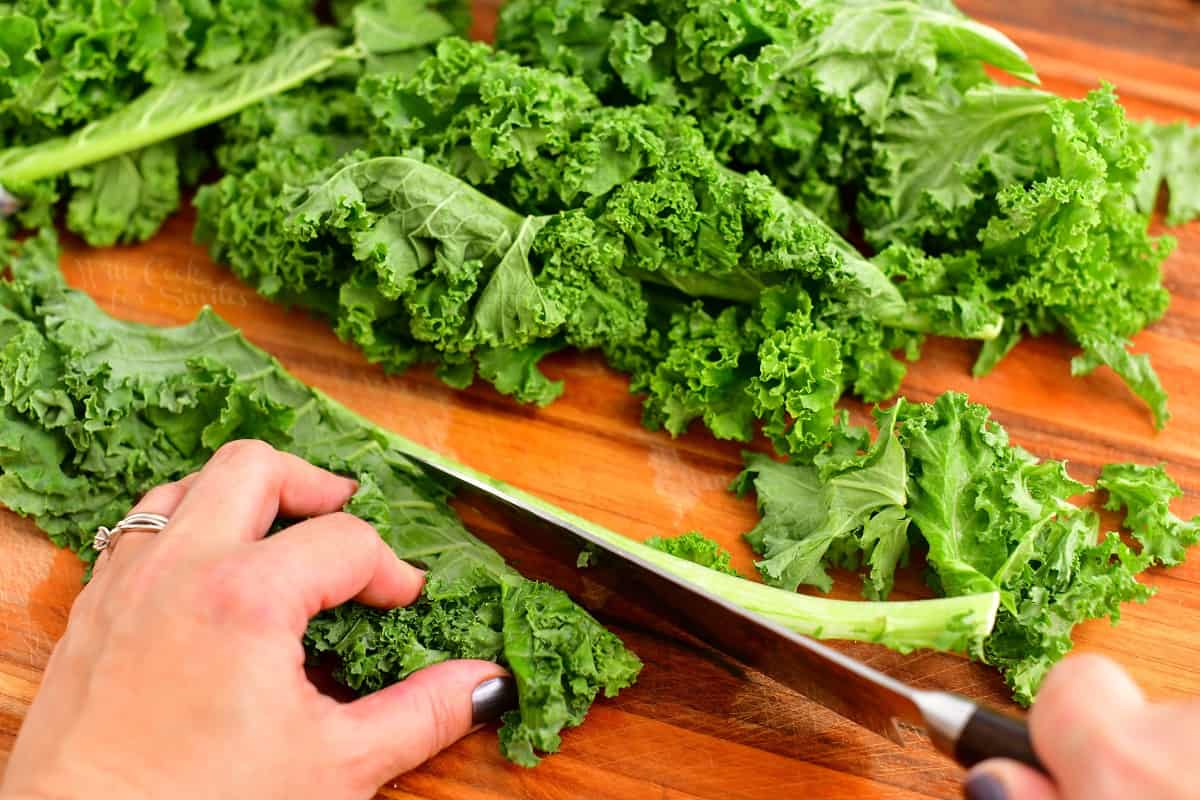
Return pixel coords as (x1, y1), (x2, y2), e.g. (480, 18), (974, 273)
(965, 654), (1200, 800)
(0, 440), (516, 800)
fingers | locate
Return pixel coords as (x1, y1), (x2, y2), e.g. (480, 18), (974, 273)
(965, 656), (1145, 800)
(965, 761), (1059, 800)
(336, 661), (514, 785)
(167, 440), (358, 547)
(1028, 654), (1147, 799)
(246, 512), (425, 633)
(1030, 653), (1143, 765)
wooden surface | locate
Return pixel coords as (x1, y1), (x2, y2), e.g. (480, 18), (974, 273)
(5, 3), (1200, 798)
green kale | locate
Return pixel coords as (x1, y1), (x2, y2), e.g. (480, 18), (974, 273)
(0, 228), (640, 767)
(866, 85), (1173, 428)
(495, 0), (1036, 227)
(735, 392), (1196, 702)
(495, 0), (1176, 429)
(734, 404), (908, 598)
(1098, 462), (1200, 566)
(201, 39), (1005, 457)
(0, 229), (1006, 756)
(0, 0), (326, 244)
(0, 0), (468, 246)
(645, 531), (741, 576)
(0, 0), (314, 139)
(1135, 119), (1200, 226)
(62, 139), (194, 248)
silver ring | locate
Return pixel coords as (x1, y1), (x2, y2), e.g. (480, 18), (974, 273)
(93, 512), (170, 553)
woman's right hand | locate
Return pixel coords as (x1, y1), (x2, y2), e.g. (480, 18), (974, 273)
(965, 654), (1200, 800)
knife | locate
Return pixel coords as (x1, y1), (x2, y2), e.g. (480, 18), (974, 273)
(399, 444), (1044, 774)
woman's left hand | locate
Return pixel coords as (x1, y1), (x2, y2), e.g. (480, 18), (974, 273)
(0, 440), (513, 800)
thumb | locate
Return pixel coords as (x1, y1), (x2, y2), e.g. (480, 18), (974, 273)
(965, 760), (1060, 800)
(336, 660), (517, 785)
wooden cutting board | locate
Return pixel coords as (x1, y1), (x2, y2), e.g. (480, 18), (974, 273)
(4, 3), (1200, 798)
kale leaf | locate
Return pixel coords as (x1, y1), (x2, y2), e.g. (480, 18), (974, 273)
(1135, 119), (1200, 226)
(735, 392), (1196, 703)
(645, 531), (741, 576)
(0, 0), (469, 246)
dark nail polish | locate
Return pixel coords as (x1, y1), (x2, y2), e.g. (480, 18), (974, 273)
(471, 676), (517, 725)
(964, 773), (1007, 800)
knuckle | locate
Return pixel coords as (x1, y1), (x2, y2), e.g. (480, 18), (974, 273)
(113, 553), (163, 598)
(136, 482), (178, 512)
(86, 543), (175, 624)
(210, 439), (277, 469)
(195, 556), (281, 628)
(327, 512), (379, 546)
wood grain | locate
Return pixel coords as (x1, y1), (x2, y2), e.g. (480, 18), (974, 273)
(4, 3), (1200, 798)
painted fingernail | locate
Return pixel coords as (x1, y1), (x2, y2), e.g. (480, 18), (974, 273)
(471, 676), (518, 725)
(964, 773), (1006, 800)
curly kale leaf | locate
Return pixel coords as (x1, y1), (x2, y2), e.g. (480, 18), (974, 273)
(0, 0), (328, 244)
(495, 0), (1035, 223)
(1098, 463), (1200, 567)
(285, 155), (572, 402)
(894, 393), (1182, 702)
(0, 229), (641, 767)
(0, 0), (320, 139)
(867, 85), (1173, 425)
(645, 531), (741, 576)
(1135, 119), (1200, 226)
(735, 403), (908, 596)
(496, 3), (1173, 428)
(360, 40), (917, 327)
(737, 392), (1194, 703)
(61, 140), (192, 247)
(0, 1), (466, 245)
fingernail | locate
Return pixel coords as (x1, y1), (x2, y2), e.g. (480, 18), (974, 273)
(471, 676), (518, 725)
(964, 773), (1006, 800)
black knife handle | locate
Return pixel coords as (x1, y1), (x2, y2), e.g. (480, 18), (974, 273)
(954, 706), (1045, 772)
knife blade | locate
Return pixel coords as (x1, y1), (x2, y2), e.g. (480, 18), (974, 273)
(402, 445), (1044, 773)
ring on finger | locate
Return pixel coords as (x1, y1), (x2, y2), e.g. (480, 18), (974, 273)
(93, 512), (171, 555)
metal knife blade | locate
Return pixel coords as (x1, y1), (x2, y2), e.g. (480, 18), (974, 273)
(403, 447), (1044, 772)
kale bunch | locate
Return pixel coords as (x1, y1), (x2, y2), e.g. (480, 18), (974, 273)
(198, 39), (1005, 458)
(496, 0), (1176, 428)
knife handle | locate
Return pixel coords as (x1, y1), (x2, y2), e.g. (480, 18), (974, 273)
(954, 706), (1045, 772)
